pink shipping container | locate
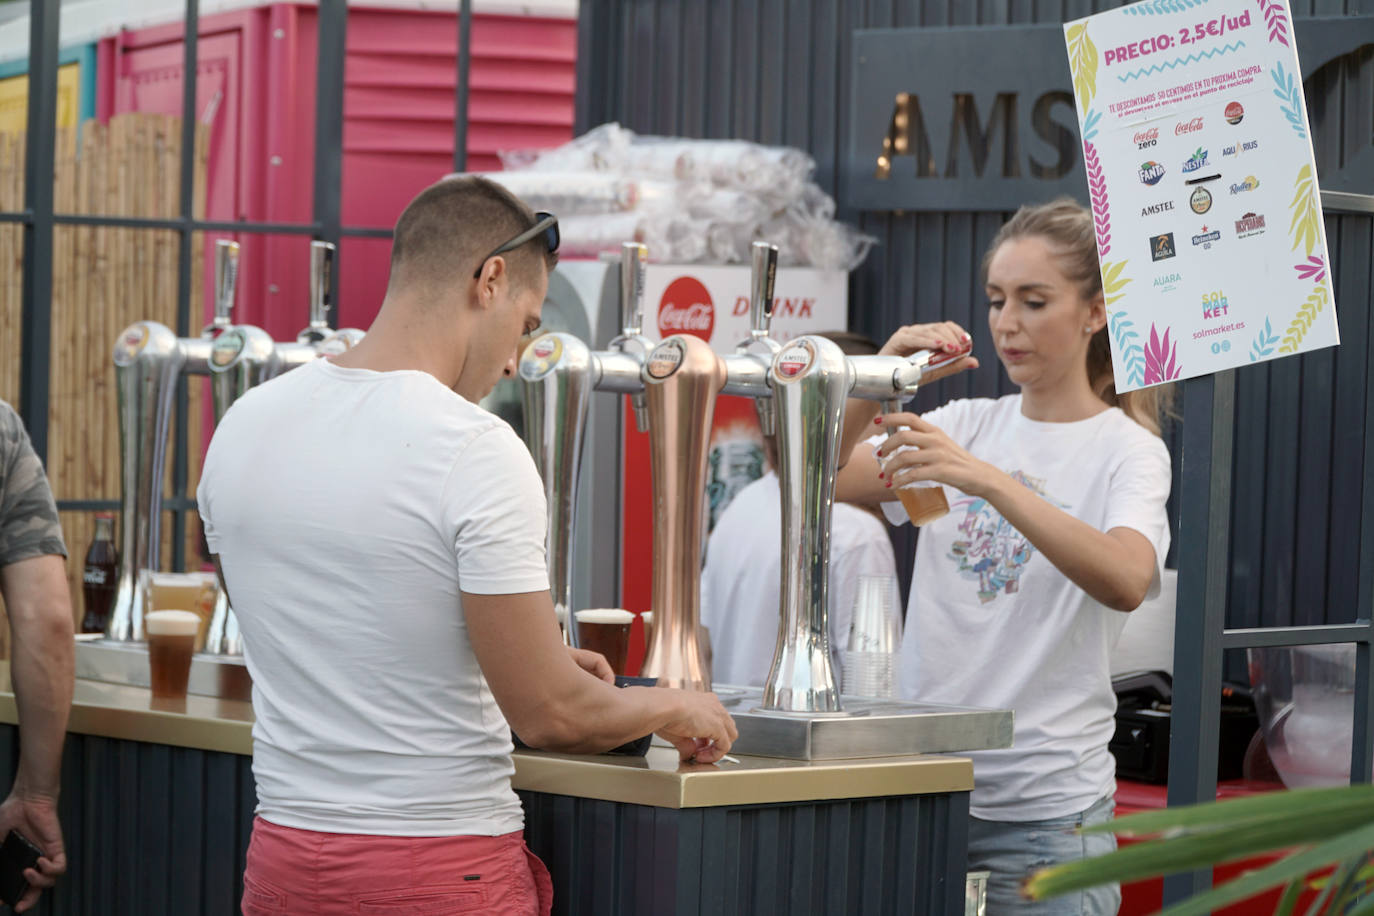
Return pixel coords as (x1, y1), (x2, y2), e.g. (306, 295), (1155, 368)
(97, 3), (577, 340)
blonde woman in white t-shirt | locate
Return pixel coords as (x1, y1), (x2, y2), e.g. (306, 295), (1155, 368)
(838, 198), (1174, 915)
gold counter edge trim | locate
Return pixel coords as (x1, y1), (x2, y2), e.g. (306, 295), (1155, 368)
(0, 691), (253, 756)
(513, 753), (689, 809)
(678, 756), (974, 808)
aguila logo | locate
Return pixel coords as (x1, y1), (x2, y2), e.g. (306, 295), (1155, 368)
(1138, 161), (1165, 185)
(1134, 127), (1159, 149)
(1175, 117), (1204, 136)
(657, 276), (715, 341)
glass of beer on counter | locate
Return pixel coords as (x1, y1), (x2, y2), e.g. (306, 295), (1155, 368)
(574, 609), (635, 676)
(145, 610), (200, 699)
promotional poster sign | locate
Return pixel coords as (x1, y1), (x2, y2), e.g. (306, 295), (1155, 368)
(1063, 0), (1338, 391)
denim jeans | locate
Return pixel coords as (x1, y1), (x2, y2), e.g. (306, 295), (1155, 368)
(967, 795), (1120, 916)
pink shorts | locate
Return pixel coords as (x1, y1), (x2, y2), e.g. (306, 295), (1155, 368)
(241, 816), (553, 916)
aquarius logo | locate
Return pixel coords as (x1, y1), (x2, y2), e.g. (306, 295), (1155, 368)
(1223, 139), (1259, 157)
(1229, 176), (1260, 195)
(1182, 147), (1209, 173)
(1138, 160), (1166, 185)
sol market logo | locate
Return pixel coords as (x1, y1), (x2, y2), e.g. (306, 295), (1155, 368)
(1191, 225), (1221, 250)
(1189, 186), (1213, 215)
(1138, 160), (1166, 185)
(1182, 147), (1209, 174)
(657, 277), (715, 341)
(1229, 175), (1259, 195)
(1150, 232), (1176, 261)
(1235, 212), (1267, 239)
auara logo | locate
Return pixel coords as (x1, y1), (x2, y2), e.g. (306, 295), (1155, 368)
(1154, 272), (1182, 290)
(1138, 160), (1166, 185)
(1175, 116), (1204, 136)
(1235, 212), (1267, 238)
(1229, 176), (1260, 195)
(1182, 147), (1209, 173)
(1141, 201), (1174, 217)
(1223, 139), (1259, 157)
(1134, 127), (1159, 149)
(658, 277), (715, 341)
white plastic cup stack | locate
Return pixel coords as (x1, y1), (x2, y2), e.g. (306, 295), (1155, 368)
(842, 575), (902, 698)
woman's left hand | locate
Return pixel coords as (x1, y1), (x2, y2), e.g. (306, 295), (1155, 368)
(873, 412), (1000, 498)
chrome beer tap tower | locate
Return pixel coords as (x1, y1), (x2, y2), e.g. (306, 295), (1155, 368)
(519, 242), (655, 646)
(200, 240), (363, 655)
(108, 240), (242, 642)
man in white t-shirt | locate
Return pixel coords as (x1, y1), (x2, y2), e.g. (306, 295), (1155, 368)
(199, 177), (736, 916)
(701, 332), (898, 687)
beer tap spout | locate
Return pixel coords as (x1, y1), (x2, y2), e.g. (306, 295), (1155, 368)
(298, 241), (336, 345)
(203, 240), (240, 337)
(721, 241), (781, 402)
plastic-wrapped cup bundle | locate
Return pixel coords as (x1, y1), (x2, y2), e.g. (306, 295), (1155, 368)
(842, 575), (902, 698)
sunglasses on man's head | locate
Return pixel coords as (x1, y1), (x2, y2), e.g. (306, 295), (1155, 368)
(472, 212), (560, 280)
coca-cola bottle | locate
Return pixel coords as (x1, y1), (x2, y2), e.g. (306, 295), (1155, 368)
(81, 513), (118, 634)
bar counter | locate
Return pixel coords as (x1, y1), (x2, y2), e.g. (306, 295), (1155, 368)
(0, 666), (975, 915)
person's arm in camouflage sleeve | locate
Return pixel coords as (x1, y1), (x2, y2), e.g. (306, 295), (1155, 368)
(0, 404), (72, 913)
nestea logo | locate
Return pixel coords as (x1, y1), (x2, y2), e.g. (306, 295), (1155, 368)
(1182, 147), (1209, 173)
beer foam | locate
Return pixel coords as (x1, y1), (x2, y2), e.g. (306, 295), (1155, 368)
(144, 610), (201, 636)
(574, 608), (635, 624)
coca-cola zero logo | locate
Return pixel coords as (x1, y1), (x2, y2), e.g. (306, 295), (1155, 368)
(658, 277), (715, 341)
(1133, 127), (1158, 149)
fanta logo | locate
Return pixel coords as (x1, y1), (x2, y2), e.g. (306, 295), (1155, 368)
(1182, 147), (1209, 173)
(1134, 127), (1159, 149)
(658, 277), (715, 341)
(1229, 176), (1259, 195)
(1175, 117), (1204, 135)
(1138, 161), (1165, 185)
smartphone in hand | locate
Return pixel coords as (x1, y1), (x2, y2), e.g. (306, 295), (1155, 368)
(0, 830), (42, 907)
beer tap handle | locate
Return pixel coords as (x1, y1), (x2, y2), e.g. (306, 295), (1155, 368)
(615, 242), (652, 433)
(746, 241), (780, 436)
(299, 240), (334, 344)
(205, 240), (240, 336)
(748, 241), (777, 341)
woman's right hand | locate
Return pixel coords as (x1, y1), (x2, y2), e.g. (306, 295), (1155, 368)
(654, 689), (738, 763)
(879, 321), (972, 359)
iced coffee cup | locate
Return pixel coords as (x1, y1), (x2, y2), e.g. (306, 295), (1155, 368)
(145, 609), (199, 699)
(575, 609), (635, 676)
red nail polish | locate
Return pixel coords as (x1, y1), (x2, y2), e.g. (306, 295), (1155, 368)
(885, 482), (892, 489)
(878, 472), (884, 479)
(873, 416), (882, 424)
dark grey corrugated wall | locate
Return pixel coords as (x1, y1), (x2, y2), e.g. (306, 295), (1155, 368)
(576, 0), (1374, 643)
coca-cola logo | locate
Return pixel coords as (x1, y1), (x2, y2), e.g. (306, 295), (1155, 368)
(1225, 101), (1244, 125)
(657, 277), (715, 341)
(1133, 127), (1158, 149)
(1175, 117), (1204, 135)
(531, 337), (557, 359)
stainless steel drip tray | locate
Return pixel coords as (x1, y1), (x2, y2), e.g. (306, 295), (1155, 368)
(713, 685), (1013, 761)
(74, 639), (252, 702)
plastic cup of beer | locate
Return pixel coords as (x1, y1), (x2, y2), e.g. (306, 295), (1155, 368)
(145, 610), (199, 699)
(575, 609), (635, 676)
(880, 441), (950, 526)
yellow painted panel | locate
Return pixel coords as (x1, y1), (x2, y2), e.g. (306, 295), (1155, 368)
(0, 62), (81, 133)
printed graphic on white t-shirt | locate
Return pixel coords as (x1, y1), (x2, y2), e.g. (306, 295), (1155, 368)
(947, 472), (1066, 604)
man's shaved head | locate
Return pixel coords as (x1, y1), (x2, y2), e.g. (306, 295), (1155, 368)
(387, 176), (557, 297)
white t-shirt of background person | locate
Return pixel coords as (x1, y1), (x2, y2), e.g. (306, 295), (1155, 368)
(700, 471), (899, 688)
(872, 395), (1171, 822)
(198, 359), (549, 837)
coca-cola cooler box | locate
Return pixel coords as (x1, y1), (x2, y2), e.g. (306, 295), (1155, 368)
(622, 265), (847, 666)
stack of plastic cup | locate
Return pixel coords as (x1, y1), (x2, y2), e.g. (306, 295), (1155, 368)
(842, 575), (902, 698)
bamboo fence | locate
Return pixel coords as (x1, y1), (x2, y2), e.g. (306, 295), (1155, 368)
(0, 114), (210, 640)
